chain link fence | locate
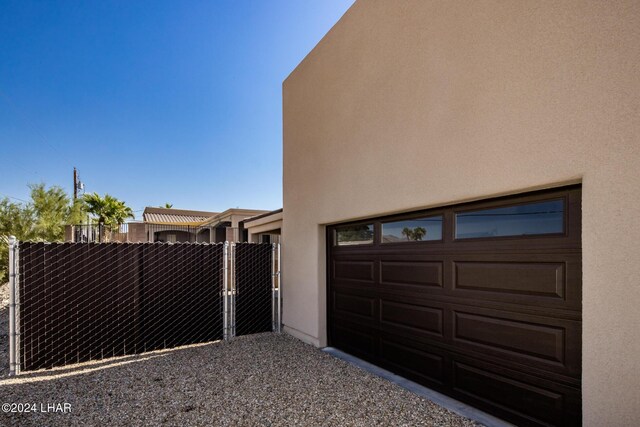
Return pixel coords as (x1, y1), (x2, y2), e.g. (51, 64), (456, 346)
(7, 238), (281, 375)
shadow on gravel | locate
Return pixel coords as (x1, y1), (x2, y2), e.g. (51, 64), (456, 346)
(0, 340), (222, 385)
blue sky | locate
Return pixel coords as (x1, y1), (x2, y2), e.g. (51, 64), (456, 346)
(0, 0), (353, 218)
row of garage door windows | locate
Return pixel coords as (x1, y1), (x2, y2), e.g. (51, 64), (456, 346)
(334, 198), (565, 246)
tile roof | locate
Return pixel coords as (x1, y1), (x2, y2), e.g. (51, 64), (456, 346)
(143, 207), (218, 225)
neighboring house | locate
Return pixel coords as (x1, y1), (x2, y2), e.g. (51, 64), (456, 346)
(200, 208), (271, 242)
(281, 2), (639, 427)
(135, 207), (218, 243)
(133, 207), (268, 243)
(241, 208), (282, 244)
(68, 207), (268, 243)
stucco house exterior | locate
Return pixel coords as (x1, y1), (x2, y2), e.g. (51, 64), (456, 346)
(134, 207), (218, 243)
(241, 208), (282, 244)
(139, 207), (267, 243)
(67, 207), (268, 243)
(281, 1), (639, 426)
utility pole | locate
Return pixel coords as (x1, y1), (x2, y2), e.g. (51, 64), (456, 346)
(73, 167), (78, 200)
(73, 167), (84, 199)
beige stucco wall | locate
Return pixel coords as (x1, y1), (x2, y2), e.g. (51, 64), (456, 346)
(127, 223), (147, 242)
(282, 1), (640, 425)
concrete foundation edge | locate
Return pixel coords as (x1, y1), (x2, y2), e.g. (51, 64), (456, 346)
(322, 347), (514, 427)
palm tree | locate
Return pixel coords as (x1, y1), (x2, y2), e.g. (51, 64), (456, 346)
(412, 226), (427, 241)
(402, 227), (413, 241)
(83, 193), (134, 241)
(160, 203), (173, 208)
(401, 226), (427, 241)
(111, 201), (134, 227)
(83, 193), (109, 226)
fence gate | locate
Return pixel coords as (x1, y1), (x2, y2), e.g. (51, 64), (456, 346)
(7, 238), (281, 375)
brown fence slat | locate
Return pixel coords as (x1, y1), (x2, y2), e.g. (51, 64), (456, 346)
(30, 243), (46, 370)
(19, 242), (33, 371)
(235, 243), (273, 337)
(47, 243), (64, 369)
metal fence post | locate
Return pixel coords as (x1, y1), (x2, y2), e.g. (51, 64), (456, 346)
(272, 243), (282, 333)
(8, 236), (19, 375)
(272, 243), (276, 332)
(277, 243), (282, 333)
(230, 243), (236, 338)
(223, 241), (229, 341)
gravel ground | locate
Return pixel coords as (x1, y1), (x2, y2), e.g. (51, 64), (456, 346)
(0, 286), (479, 427)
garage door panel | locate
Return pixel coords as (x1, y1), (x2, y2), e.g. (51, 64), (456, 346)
(451, 306), (581, 377)
(450, 254), (581, 311)
(453, 362), (565, 426)
(378, 336), (446, 387)
(329, 283), (376, 298)
(454, 311), (564, 364)
(451, 358), (581, 427)
(337, 242), (581, 256)
(378, 285), (447, 302)
(374, 298), (581, 378)
(376, 254), (581, 312)
(332, 290), (375, 320)
(331, 323), (377, 361)
(379, 299), (444, 338)
(330, 312), (378, 334)
(380, 260), (443, 288)
(454, 261), (565, 298)
(445, 237), (581, 253)
(378, 288), (579, 321)
(332, 259), (375, 285)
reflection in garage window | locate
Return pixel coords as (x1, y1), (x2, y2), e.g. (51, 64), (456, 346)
(382, 216), (443, 243)
(335, 224), (374, 246)
(455, 199), (564, 239)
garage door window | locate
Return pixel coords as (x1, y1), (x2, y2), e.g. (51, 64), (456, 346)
(335, 224), (374, 246)
(455, 199), (564, 239)
(382, 216), (443, 243)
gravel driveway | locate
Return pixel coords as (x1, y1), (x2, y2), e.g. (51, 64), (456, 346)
(0, 283), (479, 426)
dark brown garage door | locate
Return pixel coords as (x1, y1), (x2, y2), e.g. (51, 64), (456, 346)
(327, 186), (581, 427)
